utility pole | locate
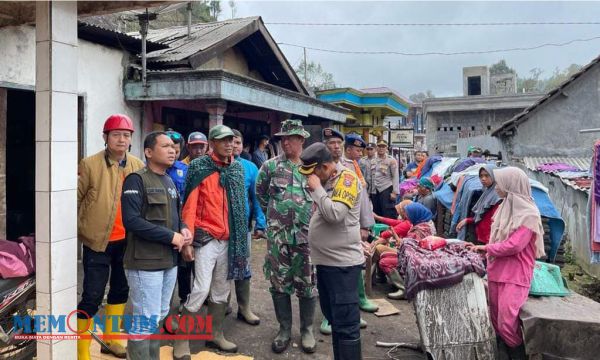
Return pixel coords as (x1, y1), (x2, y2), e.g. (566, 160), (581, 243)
(187, 2), (192, 39)
(303, 47), (308, 88)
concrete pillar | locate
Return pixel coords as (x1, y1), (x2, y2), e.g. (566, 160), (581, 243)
(35, 2), (78, 358)
(0, 88), (6, 239)
(205, 100), (227, 128)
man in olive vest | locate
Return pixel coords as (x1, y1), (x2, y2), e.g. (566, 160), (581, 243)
(121, 132), (192, 359)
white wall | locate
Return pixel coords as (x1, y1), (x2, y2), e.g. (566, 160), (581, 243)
(78, 41), (142, 158)
(0, 26), (36, 87)
(0, 25), (143, 158)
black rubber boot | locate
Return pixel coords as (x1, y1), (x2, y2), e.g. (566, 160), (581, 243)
(338, 337), (362, 360)
(299, 297), (317, 353)
(271, 292), (292, 353)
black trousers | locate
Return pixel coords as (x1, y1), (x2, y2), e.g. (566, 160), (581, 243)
(316, 264), (361, 359)
(78, 241), (129, 318)
(371, 186), (396, 219)
(177, 261), (193, 304)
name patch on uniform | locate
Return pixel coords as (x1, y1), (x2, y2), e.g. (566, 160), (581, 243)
(331, 171), (358, 208)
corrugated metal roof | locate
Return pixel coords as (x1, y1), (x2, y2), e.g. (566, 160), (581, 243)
(524, 156), (592, 193)
(130, 17), (259, 63)
(523, 156), (591, 171)
(78, 21), (167, 52)
(493, 54), (600, 137)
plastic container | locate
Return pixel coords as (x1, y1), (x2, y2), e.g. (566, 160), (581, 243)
(371, 223), (390, 237)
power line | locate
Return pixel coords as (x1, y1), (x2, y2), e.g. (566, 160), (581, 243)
(278, 35), (600, 56)
(266, 21), (600, 27)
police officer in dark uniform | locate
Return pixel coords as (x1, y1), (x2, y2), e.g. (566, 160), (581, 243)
(300, 143), (363, 360)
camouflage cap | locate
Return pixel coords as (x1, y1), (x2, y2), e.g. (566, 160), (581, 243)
(275, 119), (311, 138)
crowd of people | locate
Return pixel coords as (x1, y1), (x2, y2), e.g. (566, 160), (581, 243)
(76, 115), (542, 360)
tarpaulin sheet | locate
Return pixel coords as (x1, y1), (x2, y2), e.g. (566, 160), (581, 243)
(532, 187), (565, 262)
(435, 182), (455, 210)
(520, 292), (600, 360)
(435, 179), (565, 261)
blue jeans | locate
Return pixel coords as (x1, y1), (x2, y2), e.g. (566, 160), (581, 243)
(125, 267), (177, 337)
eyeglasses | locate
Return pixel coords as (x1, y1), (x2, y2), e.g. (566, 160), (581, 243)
(166, 131), (183, 141)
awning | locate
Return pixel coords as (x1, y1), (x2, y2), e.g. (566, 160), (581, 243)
(124, 69), (347, 123)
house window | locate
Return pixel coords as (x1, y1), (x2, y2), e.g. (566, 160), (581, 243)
(471, 126), (476, 131)
(450, 127), (454, 131)
(444, 127), (448, 131)
(457, 126), (462, 131)
(487, 125), (492, 131)
(468, 76), (482, 96)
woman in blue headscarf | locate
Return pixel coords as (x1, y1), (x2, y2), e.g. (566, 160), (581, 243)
(377, 203), (436, 299)
(456, 165), (502, 244)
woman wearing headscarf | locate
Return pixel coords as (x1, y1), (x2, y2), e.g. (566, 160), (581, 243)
(469, 167), (545, 359)
(414, 177), (438, 220)
(374, 203), (436, 299)
(456, 165), (502, 244)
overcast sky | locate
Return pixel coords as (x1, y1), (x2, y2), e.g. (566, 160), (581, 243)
(219, 1), (600, 97)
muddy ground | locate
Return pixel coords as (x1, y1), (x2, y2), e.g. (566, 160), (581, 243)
(81, 238), (426, 360)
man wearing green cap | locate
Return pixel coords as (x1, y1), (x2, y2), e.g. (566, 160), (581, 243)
(256, 119), (317, 354)
(175, 124), (249, 355)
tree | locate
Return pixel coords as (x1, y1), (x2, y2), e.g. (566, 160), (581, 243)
(228, 0), (237, 18)
(295, 60), (336, 91)
(489, 59), (515, 75)
(517, 68), (543, 93)
(409, 90), (435, 104)
(542, 64), (582, 91)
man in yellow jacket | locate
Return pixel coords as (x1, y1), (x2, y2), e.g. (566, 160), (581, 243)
(77, 114), (144, 359)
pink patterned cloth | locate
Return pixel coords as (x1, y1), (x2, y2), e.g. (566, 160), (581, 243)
(0, 236), (35, 278)
(536, 163), (580, 173)
(399, 178), (418, 198)
(397, 239), (486, 300)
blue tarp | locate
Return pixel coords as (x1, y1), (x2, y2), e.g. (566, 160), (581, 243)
(434, 179), (565, 262)
(532, 188), (565, 262)
(435, 182), (454, 210)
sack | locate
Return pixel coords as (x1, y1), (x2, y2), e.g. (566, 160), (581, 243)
(418, 236), (447, 251)
(529, 261), (570, 297)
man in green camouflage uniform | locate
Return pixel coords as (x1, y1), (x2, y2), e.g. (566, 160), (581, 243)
(256, 119), (317, 354)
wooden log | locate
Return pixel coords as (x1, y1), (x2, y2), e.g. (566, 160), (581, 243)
(413, 273), (497, 360)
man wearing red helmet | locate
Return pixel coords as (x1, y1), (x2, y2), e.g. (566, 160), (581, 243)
(76, 114), (144, 359)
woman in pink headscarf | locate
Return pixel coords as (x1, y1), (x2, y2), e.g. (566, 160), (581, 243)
(469, 167), (544, 359)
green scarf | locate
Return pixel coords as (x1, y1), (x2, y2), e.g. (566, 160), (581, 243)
(184, 155), (248, 280)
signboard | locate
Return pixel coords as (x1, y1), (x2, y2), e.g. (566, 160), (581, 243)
(390, 129), (414, 147)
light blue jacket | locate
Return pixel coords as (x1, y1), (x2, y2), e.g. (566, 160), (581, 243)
(236, 156), (267, 231)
